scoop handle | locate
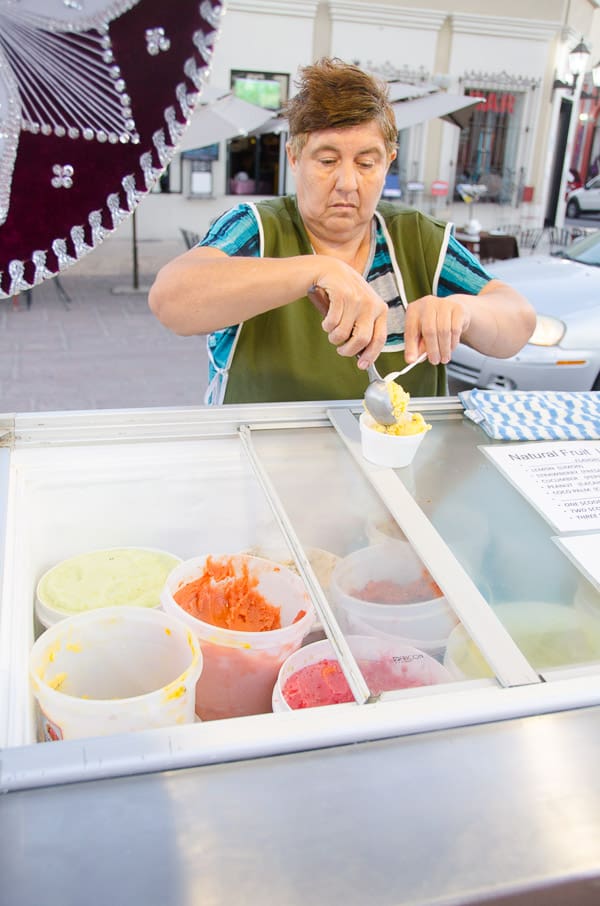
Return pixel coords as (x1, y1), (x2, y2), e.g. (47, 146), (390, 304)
(384, 351), (429, 382)
(308, 284), (385, 382)
(307, 284), (329, 316)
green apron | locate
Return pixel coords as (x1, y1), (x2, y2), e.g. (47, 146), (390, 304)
(223, 196), (449, 403)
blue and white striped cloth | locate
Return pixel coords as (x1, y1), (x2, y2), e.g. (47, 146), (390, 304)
(458, 389), (600, 440)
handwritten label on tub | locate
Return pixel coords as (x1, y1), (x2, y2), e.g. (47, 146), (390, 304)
(554, 534), (600, 592)
(481, 441), (600, 534)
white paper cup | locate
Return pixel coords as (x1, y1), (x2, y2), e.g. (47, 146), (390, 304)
(273, 635), (451, 711)
(359, 412), (427, 468)
(29, 606), (202, 742)
(161, 554), (315, 720)
(330, 541), (459, 657)
(36, 547), (182, 629)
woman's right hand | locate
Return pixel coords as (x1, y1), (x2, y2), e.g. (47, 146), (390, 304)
(308, 258), (388, 368)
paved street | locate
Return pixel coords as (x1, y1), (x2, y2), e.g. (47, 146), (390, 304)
(565, 212), (600, 230)
(0, 235), (209, 414)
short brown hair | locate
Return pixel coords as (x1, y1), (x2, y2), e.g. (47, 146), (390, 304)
(284, 58), (398, 156)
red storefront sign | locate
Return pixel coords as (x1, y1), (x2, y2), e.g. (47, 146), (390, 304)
(430, 180), (449, 196)
(466, 90), (515, 115)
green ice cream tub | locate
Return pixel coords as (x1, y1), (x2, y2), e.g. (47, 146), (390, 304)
(36, 547), (182, 628)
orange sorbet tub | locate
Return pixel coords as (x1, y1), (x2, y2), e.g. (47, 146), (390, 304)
(161, 554), (314, 721)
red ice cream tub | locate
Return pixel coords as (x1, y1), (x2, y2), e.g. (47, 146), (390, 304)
(273, 635), (451, 711)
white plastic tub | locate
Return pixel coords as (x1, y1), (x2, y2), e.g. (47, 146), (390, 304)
(330, 541), (459, 657)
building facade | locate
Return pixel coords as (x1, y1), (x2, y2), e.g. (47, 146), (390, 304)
(131, 0), (600, 244)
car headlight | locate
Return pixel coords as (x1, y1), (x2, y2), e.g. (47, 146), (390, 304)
(528, 315), (566, 347)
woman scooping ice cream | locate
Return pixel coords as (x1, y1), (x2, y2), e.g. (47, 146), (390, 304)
(149, 58), (535, 404)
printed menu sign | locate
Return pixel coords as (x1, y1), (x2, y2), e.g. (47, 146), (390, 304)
(482, 441), (600, 533)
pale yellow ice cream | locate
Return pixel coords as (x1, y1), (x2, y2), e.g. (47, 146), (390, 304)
(37, 548), (180, 616)
(449, 603), (600, 678)
(368, 381), (432, 436)
(244, 546), (340, 591)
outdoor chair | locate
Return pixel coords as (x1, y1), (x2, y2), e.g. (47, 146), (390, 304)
(10, 274), (71, 311)
(547, 226), (574, 254)
(517, 228), (544, 255)
(569, 226), (593, 240)
(180, 228), (201, 250)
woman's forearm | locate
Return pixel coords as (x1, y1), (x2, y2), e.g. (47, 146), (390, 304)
(461, 279), (536, 358)
(148, 247), (320, 335)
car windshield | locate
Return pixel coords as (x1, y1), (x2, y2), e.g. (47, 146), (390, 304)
(562, 231), (600, 266)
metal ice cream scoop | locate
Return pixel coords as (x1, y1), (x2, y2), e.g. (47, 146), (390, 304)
(365, 352), (429, 424)
(363, 361), (397, 425)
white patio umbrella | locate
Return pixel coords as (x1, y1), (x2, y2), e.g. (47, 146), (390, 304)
(386, 80), (436, 102)
(177, 89), (277, 151)
(250, 89), (483, 139)
(392, 92), (484, 130)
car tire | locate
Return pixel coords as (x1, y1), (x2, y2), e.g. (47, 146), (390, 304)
(593, 373), (600, 391)
(566, 199), (580, 218)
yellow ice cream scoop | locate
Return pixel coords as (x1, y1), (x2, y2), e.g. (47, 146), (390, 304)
(372, 411), (431, 436)
(364, 379), (431, 436)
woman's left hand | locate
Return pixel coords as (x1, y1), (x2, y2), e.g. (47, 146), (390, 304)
(403, 294), (471, 365)
(403, 280), (536, 365)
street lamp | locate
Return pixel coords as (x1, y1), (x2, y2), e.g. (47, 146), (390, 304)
(553, 37), (592, 93)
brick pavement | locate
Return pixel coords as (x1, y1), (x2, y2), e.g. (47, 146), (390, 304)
(0, 235), (209, 414)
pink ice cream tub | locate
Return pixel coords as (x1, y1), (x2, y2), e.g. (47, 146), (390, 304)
(273, 635), (451, 711)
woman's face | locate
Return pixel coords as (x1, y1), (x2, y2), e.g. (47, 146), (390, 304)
(287, 121), (396, 243)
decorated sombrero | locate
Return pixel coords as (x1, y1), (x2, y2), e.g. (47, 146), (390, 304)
(0, 0), (223, 298)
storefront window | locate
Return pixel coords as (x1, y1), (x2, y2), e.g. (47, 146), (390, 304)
(585, 121), (600, 180)
(382, 130), (409, 200)
(182, 145), (218, 198)
(228, 133), (284, 195)
(454, 89), (524, 205)
(227, 70), (289, 196)
(151, 159), (182, 194)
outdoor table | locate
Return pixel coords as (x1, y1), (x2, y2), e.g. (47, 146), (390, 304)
(455, 230), (520, 262)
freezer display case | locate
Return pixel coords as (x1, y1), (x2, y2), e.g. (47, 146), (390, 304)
(2, 396), (600, 774)
(2, 398), (600, 905)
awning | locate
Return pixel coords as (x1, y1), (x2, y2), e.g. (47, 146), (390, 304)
(180, 145), (219, 160)
(386, 80), (435, 101)
(392, 92), (484, 130)
(249, 91), (484, 140)
(177, 93), (276, 151)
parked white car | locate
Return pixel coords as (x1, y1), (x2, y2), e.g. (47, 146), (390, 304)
(448, 230), (600, 392)
(566, 177), (600, 218)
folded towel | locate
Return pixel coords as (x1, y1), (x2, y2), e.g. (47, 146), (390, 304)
(458, 389), (600, 441)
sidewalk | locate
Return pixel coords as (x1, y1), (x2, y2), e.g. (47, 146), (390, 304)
(0, 235), (209, 414)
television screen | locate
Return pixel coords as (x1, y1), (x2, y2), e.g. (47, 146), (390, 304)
(233, 77), (281, 110)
